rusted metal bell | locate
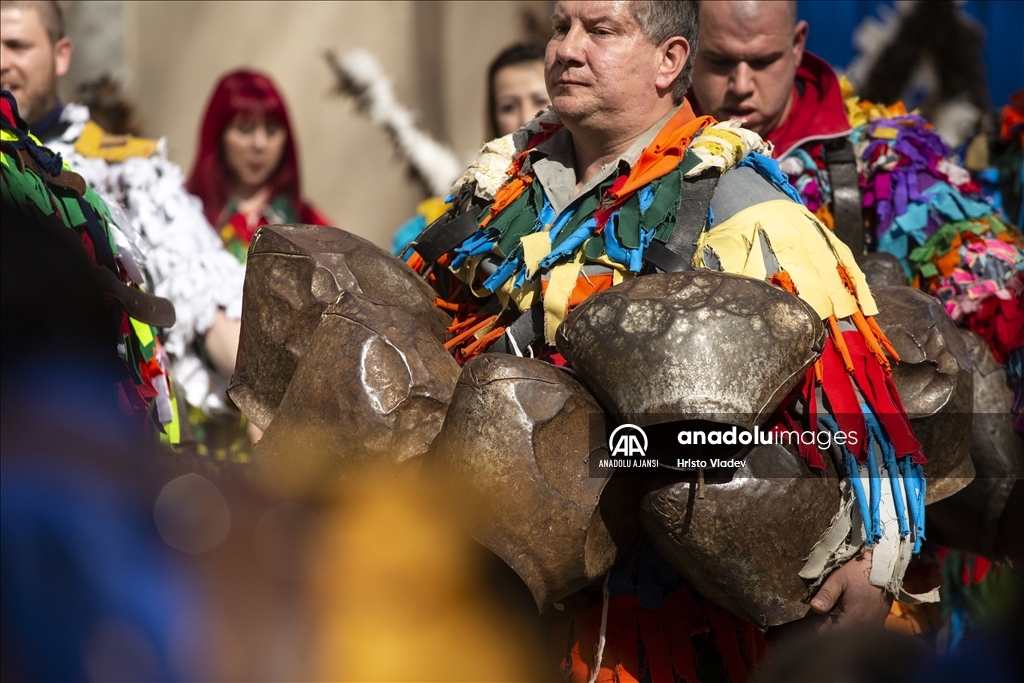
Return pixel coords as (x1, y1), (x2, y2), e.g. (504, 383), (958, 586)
(433, 354), (640, 611)
(856, 251), (908, 288)
(254, 290), (460, 481)
(641, 444), (841, 628)
(229, 224), (450, 430)
(869, 286), (975, 503)
(556, 271), (825, 430)
(927, 329), (1023, 559)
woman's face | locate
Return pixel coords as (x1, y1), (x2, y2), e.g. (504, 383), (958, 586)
(492, 61), (550, 137)
(222, 114), (287, 193)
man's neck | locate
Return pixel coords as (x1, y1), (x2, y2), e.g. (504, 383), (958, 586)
(565, 101), (676, 191)
(26, 98), (64, 141)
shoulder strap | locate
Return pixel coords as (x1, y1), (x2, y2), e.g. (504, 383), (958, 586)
(643, 169), (720, 272)
(823, 137), (865, 255)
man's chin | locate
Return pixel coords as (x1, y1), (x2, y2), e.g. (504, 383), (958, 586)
(550, 97), (592, 124)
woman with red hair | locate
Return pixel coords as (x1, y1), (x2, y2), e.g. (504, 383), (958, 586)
(187, 70), (328, 262)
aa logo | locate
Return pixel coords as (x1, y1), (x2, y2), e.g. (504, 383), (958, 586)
(608, 424), (648, 458)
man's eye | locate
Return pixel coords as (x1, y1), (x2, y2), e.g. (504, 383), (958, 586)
(750, 59), (776, 70)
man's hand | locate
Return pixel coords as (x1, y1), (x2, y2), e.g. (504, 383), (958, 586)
(809, 548), (893, 632)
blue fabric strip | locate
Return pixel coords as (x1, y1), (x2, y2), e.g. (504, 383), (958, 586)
(738, 151), (804, 205)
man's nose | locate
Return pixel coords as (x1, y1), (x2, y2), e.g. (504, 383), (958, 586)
(554, 24), (586, 66)
(729, 62), (755, 98)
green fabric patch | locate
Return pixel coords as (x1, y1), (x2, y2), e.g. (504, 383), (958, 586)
(645, 169), (683, 229)
(677, 149), (703, 177)
(60, 194), (86, 228)
(584, 234), (606, 260)
(495, 184), (542, 256)
(616, 193), (642, 249)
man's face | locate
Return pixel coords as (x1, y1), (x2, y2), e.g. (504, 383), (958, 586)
(691, 1), (806, 136)
(0, 7), (71, 125)
(545, 1), (682, 131)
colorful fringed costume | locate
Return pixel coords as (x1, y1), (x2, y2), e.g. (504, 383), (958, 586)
(410, 101), (930, 681)
(842, 84), (1024, 372)
(0, 92), (181, 443)
(772, 61), (1023, 429)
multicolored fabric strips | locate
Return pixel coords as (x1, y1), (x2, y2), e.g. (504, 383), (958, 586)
(841, 85), (1024, 368)
(0, 90), (180, 442)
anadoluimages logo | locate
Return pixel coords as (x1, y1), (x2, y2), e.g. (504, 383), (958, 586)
(603, 424), (659, 468)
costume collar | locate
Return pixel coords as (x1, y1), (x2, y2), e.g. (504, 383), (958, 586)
(28, 100), (67, 143)
(767, 52), (852, 159)
(529, 103), (696, 215)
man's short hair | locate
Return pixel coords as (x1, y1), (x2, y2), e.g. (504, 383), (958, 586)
(0, 0), (65, 44)
(629, 0), (699, 104)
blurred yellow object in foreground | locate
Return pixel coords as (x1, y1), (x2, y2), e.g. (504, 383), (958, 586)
(307, 472), (548, 680)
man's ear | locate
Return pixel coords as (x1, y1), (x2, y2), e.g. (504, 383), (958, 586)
(54, 37), (72, 79)
(655, 36), (690, 93)
(792, 20), (808, 65)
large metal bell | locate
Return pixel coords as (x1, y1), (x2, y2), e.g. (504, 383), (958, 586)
(229, 224), (449, 429)
(432, 354), (640, 610)
(556, 271), (825, 430)
(869, 286), (975, 503)
(641, 444), (841, 628)
(927, 329), (1023, 559)
(856, 252), (908, 288)
(254, 290), (459, 481)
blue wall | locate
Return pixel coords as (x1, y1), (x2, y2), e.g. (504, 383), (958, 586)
(798, 0), (1023, 108)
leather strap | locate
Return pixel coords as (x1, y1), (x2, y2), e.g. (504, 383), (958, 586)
(92, 266), (177, 328)
(485, 302), (545, 356)
(411, 210), (481, 263)
(824, 138), (865, 255)
(646, 169), (720, 272)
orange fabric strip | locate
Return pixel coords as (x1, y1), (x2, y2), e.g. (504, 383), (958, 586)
(462, 324), (506, 356)
(828, 314), (855, 372)
(444, 314), (497, 349)
(814, 204), (835, 231)
(769, 270), (799, 295)
(852, 310), (891, 372)
(935, 235), (962, 277)
(611, 101), (714, 201)
(866, 315), (901, 362)
(836, 264), (859, 297)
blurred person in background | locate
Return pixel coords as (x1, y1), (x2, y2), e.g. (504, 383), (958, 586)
(391, 40), (551, 256)
(487, 39), (550, 139)
(186, 70), (329, 265)
(0, 0), (249, 453)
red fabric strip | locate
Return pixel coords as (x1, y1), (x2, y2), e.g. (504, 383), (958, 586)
(636, 608), (674, 683)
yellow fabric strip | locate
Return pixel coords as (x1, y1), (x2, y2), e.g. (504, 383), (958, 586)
(543, 249), (585, 343)
(74, 120), (158, 162)
(819, 225), (879, 316)
(697, 199), (877, 320)
(521, 231), (552, 279)
(165, 381), (182, 444)
(130, 316), (156, 347)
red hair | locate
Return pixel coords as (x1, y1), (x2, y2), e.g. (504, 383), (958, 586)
(186, 70), (301, 227)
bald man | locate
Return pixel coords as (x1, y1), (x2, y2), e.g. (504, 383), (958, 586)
(690, 1), (860, 247)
